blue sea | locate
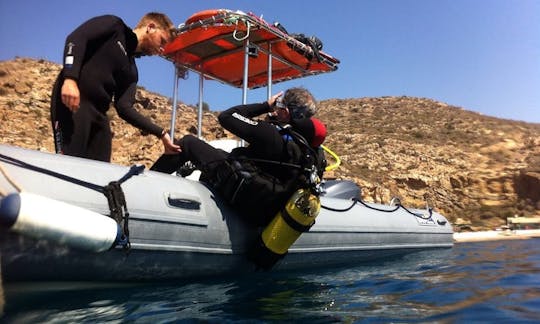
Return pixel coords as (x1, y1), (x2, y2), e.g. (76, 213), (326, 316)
(2, 238), (540, 323)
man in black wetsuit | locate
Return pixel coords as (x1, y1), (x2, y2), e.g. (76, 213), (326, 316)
(50, 12), (180, 162)
(151, 87), (327, 226)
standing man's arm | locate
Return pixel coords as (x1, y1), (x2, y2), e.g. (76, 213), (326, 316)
(115, 83), (180, 154)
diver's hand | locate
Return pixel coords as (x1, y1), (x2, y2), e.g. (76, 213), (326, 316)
(267, 91), (284, 109)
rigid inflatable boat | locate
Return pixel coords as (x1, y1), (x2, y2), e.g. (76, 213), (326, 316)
(0, 9), (453, 283)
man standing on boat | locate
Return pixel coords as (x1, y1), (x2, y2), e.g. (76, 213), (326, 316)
(50, 12), (180, 162)
(151, 87), (327, 226)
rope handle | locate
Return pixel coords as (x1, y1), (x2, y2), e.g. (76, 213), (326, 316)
(233, 19), (251, 41)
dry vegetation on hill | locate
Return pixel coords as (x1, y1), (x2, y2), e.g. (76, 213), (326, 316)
(1, 57), (539, 230)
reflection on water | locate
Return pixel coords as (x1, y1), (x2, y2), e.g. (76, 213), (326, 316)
(2, 239), (540, 323)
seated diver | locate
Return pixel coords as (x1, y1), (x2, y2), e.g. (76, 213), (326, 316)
(150, 87), (327, 226)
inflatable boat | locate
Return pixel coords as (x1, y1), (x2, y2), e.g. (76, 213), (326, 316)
(0, 144), (452, 281)
(0, 9), (452, 283)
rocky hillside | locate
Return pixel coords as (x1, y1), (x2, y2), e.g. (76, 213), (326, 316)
(1, 57), (539, 230)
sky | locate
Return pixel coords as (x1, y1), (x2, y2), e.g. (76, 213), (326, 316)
(1, 0), (539, 123)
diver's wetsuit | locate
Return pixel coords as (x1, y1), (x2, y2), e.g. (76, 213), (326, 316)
(151, 102), (298, 179)
(151, 102), (320, 225)
(50, 15), (163, 162)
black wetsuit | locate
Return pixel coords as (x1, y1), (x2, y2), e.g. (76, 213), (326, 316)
(50, 15), (163, 161)
(151, 102), (323, 225)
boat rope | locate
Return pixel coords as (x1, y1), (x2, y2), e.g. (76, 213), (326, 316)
(0, 162), (23, 197)
(321, 197), (432, 219)
(0, 153), (104, 193)
(103, 181), (131, 251)
(0, 153), (144, 248)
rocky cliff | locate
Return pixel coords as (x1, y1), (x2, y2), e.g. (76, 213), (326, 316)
(1, 57), (539, 230)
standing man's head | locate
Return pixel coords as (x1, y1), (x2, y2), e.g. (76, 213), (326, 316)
(133, 12), (176, 56)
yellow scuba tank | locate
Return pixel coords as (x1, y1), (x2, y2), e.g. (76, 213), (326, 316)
(251, 188), (320, 269)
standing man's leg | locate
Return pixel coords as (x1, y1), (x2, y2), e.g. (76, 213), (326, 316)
(51, 75), (99, 160)
(86, 111), (112, 162)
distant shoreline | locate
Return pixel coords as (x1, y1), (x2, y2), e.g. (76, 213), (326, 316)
(453, 229), (540, 243)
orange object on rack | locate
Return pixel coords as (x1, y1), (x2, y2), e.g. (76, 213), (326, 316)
(163, 9), (340, 89)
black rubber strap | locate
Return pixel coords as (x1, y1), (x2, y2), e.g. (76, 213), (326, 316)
(280, 206), (314, 233)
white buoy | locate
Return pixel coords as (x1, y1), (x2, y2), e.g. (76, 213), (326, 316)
(0, 192), (121, 252)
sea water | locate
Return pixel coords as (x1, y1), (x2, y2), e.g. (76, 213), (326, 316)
(2, 238), (539, 323)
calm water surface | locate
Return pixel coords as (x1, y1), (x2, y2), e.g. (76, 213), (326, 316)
(2, 238), (540, 323)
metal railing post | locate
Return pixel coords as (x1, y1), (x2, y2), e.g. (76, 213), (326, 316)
(169, 66), (180, 139)
(198, 73), (204, 139)
(267, 42), (272, 99)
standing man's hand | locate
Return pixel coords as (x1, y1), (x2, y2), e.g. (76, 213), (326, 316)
(61, 79), (81, 112)
(161, 132), (181, 154)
